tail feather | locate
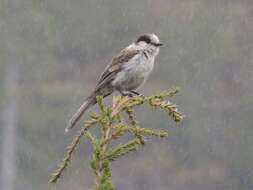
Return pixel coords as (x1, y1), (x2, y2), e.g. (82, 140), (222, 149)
(65, 97), (95, 132)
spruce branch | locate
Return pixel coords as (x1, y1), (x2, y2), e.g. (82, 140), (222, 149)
(148, 98), (184, 122)
(50, 118), (97, 183)
(110, 87), (184, 122)
(50, 88), (184, 189)
(104, 138), (141, 162)
(125, 107), (145, 144)
(127, 126), (168, 138)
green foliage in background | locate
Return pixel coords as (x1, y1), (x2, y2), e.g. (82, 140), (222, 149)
(50, 88), (183, 189)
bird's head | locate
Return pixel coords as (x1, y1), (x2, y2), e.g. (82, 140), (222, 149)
(135, 33), (163, 56)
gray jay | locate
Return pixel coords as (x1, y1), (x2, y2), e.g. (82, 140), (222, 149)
(65, 33), (163, 132)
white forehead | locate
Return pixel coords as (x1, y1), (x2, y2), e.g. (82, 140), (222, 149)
(149, 33), (160, 43)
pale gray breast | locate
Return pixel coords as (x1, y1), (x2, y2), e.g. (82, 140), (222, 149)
(112, 52), (154, 91)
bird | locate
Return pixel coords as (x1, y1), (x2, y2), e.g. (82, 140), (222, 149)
(65, 33), (163, 132)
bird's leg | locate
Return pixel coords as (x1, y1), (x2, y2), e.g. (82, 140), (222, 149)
(130, 90), (144, 97)
(130, 90), (140, 95)
(118, 90), (134, 97)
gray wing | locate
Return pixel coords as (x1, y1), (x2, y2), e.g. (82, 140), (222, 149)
(95, 48), (140, 91)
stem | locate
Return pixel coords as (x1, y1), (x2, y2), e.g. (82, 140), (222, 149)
(95, 124), (112, 189)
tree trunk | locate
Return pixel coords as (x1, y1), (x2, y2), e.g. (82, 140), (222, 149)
(1, 64), (19, 190)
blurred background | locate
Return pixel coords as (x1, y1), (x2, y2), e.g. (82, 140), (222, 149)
(0, 0), (253, 189)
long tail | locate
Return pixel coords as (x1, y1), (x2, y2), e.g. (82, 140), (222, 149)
(65, 96), (95, 133)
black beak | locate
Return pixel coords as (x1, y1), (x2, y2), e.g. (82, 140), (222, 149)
(155, 42), (163, 47)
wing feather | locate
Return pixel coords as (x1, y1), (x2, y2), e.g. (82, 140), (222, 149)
(95, 48), (140, 90)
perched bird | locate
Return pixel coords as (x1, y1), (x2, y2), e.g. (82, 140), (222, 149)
(65, 33), (163, 132)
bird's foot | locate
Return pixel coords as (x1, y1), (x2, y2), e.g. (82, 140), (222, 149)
(119, 90), (144, 98)
(119, 90), (134, 97)
(124, 92), (134, 97)
(130, 91), (144, 98)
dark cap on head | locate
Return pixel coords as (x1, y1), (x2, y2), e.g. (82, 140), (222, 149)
(136, 33), (163, 47)
(136, 34), (152, 44)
